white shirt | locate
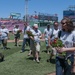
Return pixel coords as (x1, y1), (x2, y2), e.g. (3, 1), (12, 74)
(13, 28), (20, 34)
(51, 28), (60, 40)
(30, 28), (34, 34)
(32, 29), (42, 43)
(60, 30), (75, 56)
(0, 32), (7, 40)
(44, 28), (52, 40)
(0, 28), (9, 37)
(23, 26), (31, 38)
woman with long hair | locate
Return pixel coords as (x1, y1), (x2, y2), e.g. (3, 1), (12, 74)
(55, 18), (75, 75)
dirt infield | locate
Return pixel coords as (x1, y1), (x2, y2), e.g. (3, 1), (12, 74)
(7, 39), (45, 43)
(7, 40), (23, 42)
(46, 72), (55, 75)
(46, 72), (75, 75)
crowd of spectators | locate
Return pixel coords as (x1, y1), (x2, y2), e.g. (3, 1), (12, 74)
(0, 19), (24, 31)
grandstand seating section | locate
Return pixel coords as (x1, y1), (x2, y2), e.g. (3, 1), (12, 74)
(0, 19), (24, 31)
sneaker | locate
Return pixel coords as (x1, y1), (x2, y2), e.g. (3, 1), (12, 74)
(18, 45), (21, 46)
(28, 54), (31, 56)
(14, 44), (17, 46)
(36, 59), (40, 63)
(33, 59), (36, 61)
(5, 47), (10, 49)
(47, 59), (50, 62)
(47, 51), (50, 54)
(20, 50), (25, 53)
(28, 53), (32, 56)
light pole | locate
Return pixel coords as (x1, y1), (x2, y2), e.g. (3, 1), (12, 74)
(25, 0), (30, 22)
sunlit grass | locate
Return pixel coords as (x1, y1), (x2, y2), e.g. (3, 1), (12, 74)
(0, 33), (55, 75)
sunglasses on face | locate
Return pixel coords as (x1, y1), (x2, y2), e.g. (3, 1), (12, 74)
(61, 22), (66, 25)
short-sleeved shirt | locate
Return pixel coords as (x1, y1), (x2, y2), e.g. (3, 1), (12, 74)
(44, 28), (52, 40)
(0, 28), (9, 37)
(30, 28), (34, 34)
(59, 30), (75, 56)
(13, 28), (20, 34)
(32, 29), (42, 43)
(23, 26), (31, 38)
(0, 32), (7, 40)
(51, 28), (60, 41)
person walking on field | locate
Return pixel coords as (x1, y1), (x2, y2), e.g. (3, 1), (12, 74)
(30, 24), (42, 63)
(0, 25), (10, 49)
(21, 22), (31, 53)
(13, 25), (21, 46)
(49, 22), (60, 61)
(43, 24), (52, 54)
(55, 18), (75, 75)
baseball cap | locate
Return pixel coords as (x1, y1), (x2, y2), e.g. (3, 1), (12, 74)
(33, 24), (38, 28)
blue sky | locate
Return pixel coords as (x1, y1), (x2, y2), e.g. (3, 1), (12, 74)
(0, 0), (75, 21)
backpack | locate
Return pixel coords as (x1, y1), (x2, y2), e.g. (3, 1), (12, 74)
(58, 30), (61, 38)
(51, 28), (61, 38)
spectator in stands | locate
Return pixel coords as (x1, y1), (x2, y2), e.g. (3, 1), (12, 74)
(13, 25), (21, 46)
(0, 25), (10, 49)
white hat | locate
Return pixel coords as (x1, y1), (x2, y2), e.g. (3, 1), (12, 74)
(33, 24), (38, 28)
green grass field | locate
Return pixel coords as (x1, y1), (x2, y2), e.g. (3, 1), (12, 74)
(0, 33), (55, 75)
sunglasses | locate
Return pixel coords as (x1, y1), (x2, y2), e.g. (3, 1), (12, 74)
(61, 22), (66, 24)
